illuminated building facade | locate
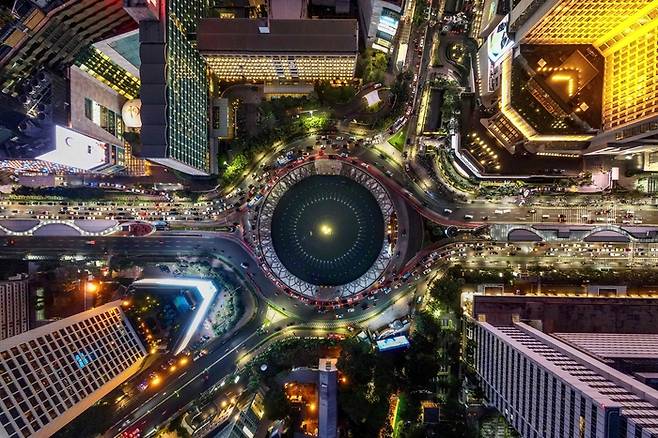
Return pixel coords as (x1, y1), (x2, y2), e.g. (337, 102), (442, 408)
(0, 0), (134, 96)
(478, 0), (658, 155)
(197, 19), (358, 82)
(75, 45), (141, 100)
(357, 0), (403, 53)
(518, 0), (658, 134)
(137, 0), (215, 176)
(0, 301), (146, 438)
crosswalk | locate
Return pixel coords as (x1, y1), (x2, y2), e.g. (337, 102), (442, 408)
(526, 205), (625, 224)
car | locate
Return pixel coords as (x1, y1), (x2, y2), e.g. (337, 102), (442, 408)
(347, 307), (355, 313)
(240, 261), (249, 269)
(360, 162), (370, 169)
(335, 314), (344, 319)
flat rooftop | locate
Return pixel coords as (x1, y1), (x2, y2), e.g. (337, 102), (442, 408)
(197, 18), (358, 54)
(473, 295), (658, 333)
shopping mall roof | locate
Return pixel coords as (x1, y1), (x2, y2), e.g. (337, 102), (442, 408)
(197, 18), (358, 54)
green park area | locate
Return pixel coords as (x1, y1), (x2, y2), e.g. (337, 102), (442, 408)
(388, 127), (407, 152)
(358, 48), (389, 84)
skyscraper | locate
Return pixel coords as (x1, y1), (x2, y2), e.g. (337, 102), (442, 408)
(471, 319), (658, 437)
(0, 301), (146, 438)
(0, 274), (29, 341)
(0, 0), (135, 95)
(478, 0), (658, 154)
(136, 0), (215, 175)
(517, 0), (658, 137)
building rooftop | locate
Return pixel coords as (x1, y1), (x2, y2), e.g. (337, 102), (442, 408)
(473, 295), (658, 333)
(197, 18), (358, 54)
(318, 358), (338, 438)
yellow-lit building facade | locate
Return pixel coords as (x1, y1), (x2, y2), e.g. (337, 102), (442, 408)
(203, 53), (357, 82)
(197, 18), (359, 83)
(520, 0), (658, 135)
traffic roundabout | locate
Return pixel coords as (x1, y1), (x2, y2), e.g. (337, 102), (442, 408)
(257, 160), (397, 301)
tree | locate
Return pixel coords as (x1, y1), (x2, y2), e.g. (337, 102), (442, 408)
(336, 338), (375, 384)
(263, 386), (292, 421)
(54, 403), (114, 437)
(223, 153), (248, 182)
(428, 278), (462, 313)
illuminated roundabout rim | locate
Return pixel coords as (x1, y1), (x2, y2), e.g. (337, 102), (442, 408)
(257, 160), (395, 301)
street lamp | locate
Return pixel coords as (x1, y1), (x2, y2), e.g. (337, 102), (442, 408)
(83, 282), (98, 311)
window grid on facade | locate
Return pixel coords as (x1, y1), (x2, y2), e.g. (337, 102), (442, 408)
(520, 0), (658, 132)
(0, 303), (145, 438)
(471, 321), (658, 438)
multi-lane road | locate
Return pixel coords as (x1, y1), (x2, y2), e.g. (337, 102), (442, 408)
(10, 229), (658, 437)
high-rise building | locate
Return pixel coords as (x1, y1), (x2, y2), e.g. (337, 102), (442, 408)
(472, 319), (658, 438)
(357, 0), (404, 53)
(318, 358), (338, 438)
(477, 0), (658, 155)
(0, 274), (29, 341)
(552, 332), (658, 379)
(215, 390), (266, 438)
(0, 301), (146, 438)
(197, 18), (358, 82)
(136, 0), (215, 176)
(0, 0), (135, 96)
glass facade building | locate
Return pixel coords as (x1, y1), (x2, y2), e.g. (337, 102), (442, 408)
(0, 0), (134, 95)
(76, 45), (141, 100)
(138, 0), (213, 176)
(166, 0), (210, 173)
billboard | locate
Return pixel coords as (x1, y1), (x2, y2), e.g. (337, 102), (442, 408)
(37, 126), (108, 171)
(487, 15), (514, 64)
(122, 99), (142, 128)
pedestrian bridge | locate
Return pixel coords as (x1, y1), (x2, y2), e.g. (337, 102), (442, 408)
(490, 223), (658, 243)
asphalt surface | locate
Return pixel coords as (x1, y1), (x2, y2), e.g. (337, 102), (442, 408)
(11, 230), (658, 437)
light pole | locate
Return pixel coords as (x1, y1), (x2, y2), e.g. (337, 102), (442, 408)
(83, 281), (98, 311)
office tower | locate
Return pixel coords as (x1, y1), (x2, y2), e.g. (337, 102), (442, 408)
(0, 275), (29, 341)
(472, 318), (658, 438)
(0, 0), (135, 95)
(136, 0), (214, 176)
(197, 18), (358, 82)
(478, 0), (658, 155)
(471, 295), (658, 333)
(0, 301), (146, 438)
(553, 332), (658, 380)
(91, 29), (141, 79)
(318, 358), (338, 438)
(357, 0), (404, 53)
(215, 391), (266, 438)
